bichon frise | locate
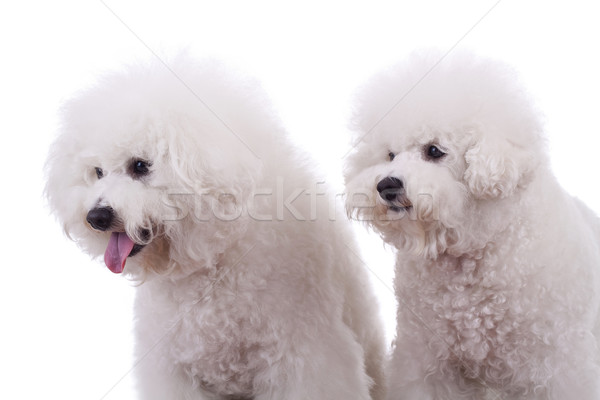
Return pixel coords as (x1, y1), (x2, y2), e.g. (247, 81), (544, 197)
(45, 56), (385, 400)
(345, 50), (600, 399)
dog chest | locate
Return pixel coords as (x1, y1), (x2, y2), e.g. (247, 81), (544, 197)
(134, 277), (282, 398)
(398, 256), (525, 380)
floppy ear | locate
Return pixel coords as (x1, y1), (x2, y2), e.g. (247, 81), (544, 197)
(463, 135), (538, 200)
(165, 121), (262, 212)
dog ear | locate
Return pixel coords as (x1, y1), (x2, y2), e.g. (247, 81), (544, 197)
(463, 135), (538, 200)
(166, 127), (261, 206)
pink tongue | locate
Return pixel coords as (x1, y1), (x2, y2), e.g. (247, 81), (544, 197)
(104, 232), (135, 274)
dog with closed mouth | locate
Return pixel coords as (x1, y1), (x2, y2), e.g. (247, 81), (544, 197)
(345, 50), (600, 399)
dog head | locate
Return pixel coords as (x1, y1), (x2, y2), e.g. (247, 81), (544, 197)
(45, 57), (275, 278)
(345, 50), (546, 259)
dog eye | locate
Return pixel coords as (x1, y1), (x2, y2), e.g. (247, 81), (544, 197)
(388, 151), (396, 161)
(95, 167), (104, 179)
(130, 159), (152, 178)
(425, 145), (446, 160)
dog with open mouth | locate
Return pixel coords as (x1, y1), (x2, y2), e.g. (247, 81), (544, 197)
(45, 56), (386, 400)
(345, 50), (600, 399)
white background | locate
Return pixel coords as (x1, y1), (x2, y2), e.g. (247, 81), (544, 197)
(1, 1), (599, 399)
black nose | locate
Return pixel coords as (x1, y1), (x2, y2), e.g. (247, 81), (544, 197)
(377, 177), (404, 202)
(86, 207), (115, 231)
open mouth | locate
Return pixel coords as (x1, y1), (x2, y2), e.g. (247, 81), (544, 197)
(129, 243), (145, 257)
(103, 231), (147, 274)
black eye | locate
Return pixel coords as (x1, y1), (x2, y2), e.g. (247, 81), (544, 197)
(131, 159), (151, 178)
(425, 145), (446, 160)
(388, 151), (396, 161)
(95, 167), (104, 179)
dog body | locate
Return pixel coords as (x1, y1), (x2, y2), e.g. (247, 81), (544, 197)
(46, 58), (385, 399)
(345, 50), (600, 399)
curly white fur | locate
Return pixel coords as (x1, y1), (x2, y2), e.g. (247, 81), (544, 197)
(45, 56), (386, 399)
(345, 50), (600, 399)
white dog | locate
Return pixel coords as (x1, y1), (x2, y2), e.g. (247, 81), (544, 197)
(345, 50), (600, 399)
(45, 56), (386, 400)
